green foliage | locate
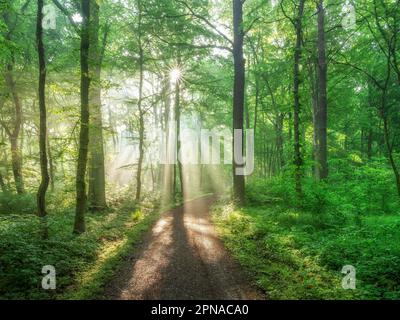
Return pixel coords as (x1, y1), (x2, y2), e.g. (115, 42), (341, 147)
(330, 158), (399, 216)
(213, 201), (355, 299)
(215, 169), (400, 299)
(131, 208), (144, 222)
(0, 192), (36, 215)
(246, 175), (333, 218)
(1, 0), (400, 301)
(0, 192), (160, 300)
(316, 216), (400, 299)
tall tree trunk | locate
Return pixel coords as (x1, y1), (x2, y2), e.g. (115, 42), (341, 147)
(161, 75), (173, 203)
(46, 130), (55, 192)
(4, 64), (24, 194)
(232, 0), (245, 205)
(88, 0), (107, 210)
(307, 56), (319, 177)
(380, 90), (400, 197)
(173, 59), (183, 202)
(275, 112), (284, 170)
(288, 111), (292, 142)
(0, 173), (5, 192)
(316, 0), (328, 180)
(108, 105), (118, 153)
(293, 0), (305, 195)
(262, 128), (267, 177)
(367, 129), (373, 160)
(383, 117), (400, 197)
(2, 12), (24, 195)
(74, 0), (91, 234)
(36, 0), (49, 239)
(0, 129), (6, 192)
(135, 0), (145, 202)
(366, 83), (374, 160)
(1, 133), (9, 192)
(9, 137), (24, 194)
(253, 75), (259, 133)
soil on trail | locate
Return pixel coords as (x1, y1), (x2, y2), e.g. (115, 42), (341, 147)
(104, 196), (264, 300)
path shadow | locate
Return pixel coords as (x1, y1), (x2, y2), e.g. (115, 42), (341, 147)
(105, 196), (262, 300)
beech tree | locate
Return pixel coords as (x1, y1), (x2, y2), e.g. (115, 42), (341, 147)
(36, 0), (49, 238)
(88, 0), (107, 210)
(315, 0), (328, 180)
(74, 0), (91, 234)
(232, 0), (245, 204)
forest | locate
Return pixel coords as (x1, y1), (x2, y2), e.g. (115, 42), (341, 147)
(0, 0), (400, 300)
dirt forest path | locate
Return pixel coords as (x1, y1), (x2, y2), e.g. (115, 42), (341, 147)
(104, 196), (264, 300)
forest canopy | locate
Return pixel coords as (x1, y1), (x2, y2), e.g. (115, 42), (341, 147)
(0, 0), (399, 300)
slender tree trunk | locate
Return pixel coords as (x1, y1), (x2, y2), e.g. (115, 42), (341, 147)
(383, 117), (400, 197)
(4, 64), (24, 194)
(46, 130), (55, 192)
(162, 75), (173, 203)
(158, 80), (165, 187)
(232, 0), (245, 205)
(275, 113), (284, 170)
(267, 143), (273, 178)
(88, 0), (107, 210)
(74, 0), (91, 234)
(0, 128), (6, 192)
(288, 111), (292, 142)
(109, 108), (117, 153)
(0, 173), (6, 192)
(174, 63), (183, 202)
(316, 0), (328, 180)
(360, 129), (364, 154)
(150, 163), (155, 192)
(254, 76), (259, 133)
(9, 137), (24, 194)
(262, 119), (267, 177)
(2, 12), (24, 195)
(367, 129), (373, 160)
(36, 0), (49, 239)
(307, 56), (319, 177)
(366, 83), (373, 160)
(135, 2), (145, 202)
(293, 0), (305, 195)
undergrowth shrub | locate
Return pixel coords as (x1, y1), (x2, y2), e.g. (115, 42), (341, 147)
(234, 159), (400, 299)
(330, 158), (399, 215)
(0, 188), (160, 299)
(249, 158), (399, 219)
(0, 192), (36, 215)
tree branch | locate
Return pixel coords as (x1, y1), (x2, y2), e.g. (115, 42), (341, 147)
(332, 57), (384, 90)
(279, 0), (295, 27)
(244, 17), (260, 35)
(176, 0), (233, 47)
(51, 0), (80, 34)
(0, 119), (12, 137)
(154, 33), (233, 53)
